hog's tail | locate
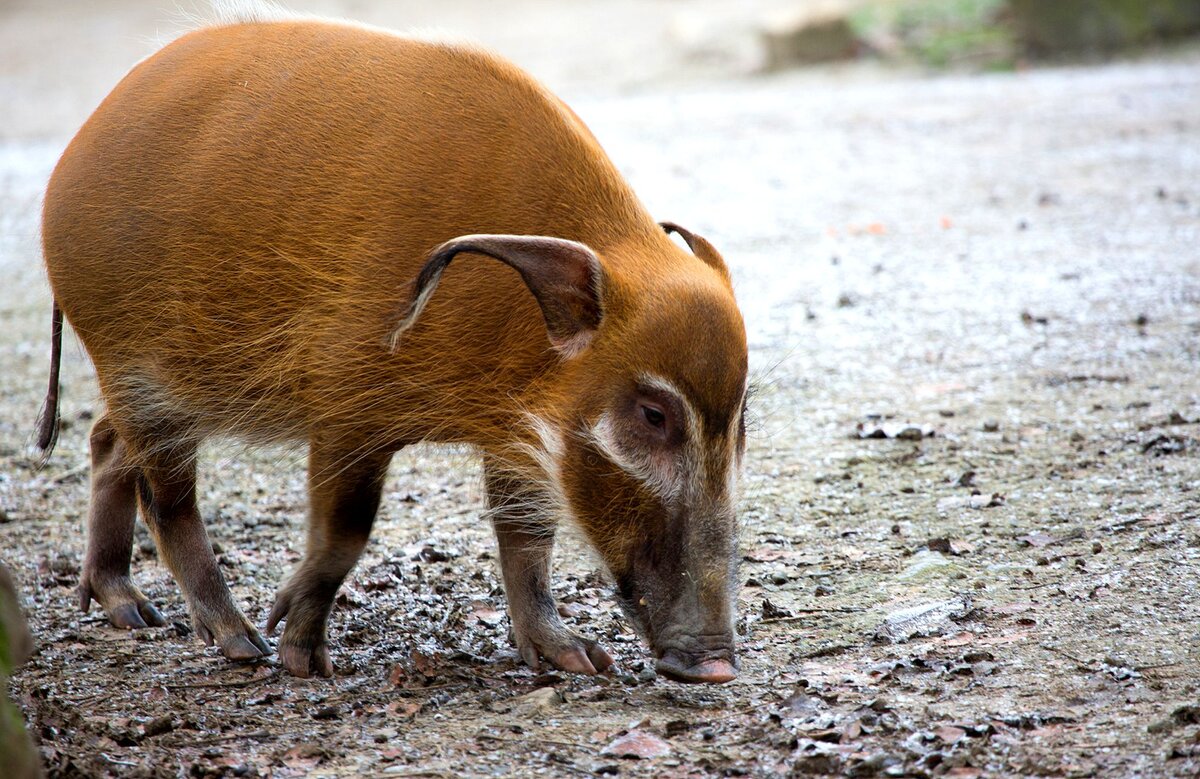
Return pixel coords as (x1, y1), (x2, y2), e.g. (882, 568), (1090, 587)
(35, 301), (63, 459)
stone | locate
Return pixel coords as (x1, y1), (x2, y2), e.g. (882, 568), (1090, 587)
(514, 686), (563, 716)
(760, 2), (861, 70)
(601, 730), (672, 759)
(876, 596), (972, 643)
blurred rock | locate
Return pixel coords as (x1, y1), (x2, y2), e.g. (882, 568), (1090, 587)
(0, 563), (42, 779)
(601, 729), (672, 759)
(876, 596), (972, 643)
(760, 1), (863, 69)
(897, 550), (960, 580)
(514, 686), (563, 716)
(669, 10), (763, 75)
(1010, 0), (1200, 56)
(856, 420), (935, 440)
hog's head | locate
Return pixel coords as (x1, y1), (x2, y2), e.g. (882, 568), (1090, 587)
(392, 223), (747, 683)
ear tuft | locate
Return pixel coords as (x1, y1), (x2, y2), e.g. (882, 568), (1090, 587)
(660, 222), (730, 280)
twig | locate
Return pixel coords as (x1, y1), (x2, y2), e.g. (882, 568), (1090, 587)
(476, 732), (593, 752)
(52, 462), (90, 484)
(1136, 661), (1183, 672)
(99, 753), (138, 767)
(760, 607), (866, 623)
(164, 730), (273, 748)
(166, 668), (280, 690)
(790, 644), (856, 661)
(1039, 644), (1095, 669)
(389, 681), (473, 695)
(1049, 742), (1128, 750)
(437, 604), (461, 633)
(1010, 580), (1062, 591)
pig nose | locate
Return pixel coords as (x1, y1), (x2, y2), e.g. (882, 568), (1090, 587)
(655, 648), (738, 684)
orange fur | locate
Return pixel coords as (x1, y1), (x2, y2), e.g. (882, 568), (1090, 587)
(44, 20), (733, 454)
(41, 15), (748, 682)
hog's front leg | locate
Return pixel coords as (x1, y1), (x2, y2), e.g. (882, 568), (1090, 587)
(484, 459), (614, 675)
(267, 445), (393, 678)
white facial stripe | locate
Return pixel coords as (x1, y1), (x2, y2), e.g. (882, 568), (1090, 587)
(640, 374), (705, 503)
(643, 372), (748, 507)
(721, 379), (750, 505)
(555, 375), (749, 510)
(639, 373), (700, 444)
(589, 412), (686, 503)
(643, 372), (705, 504)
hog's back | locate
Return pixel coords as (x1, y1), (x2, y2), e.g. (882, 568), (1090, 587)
(43, 20), (649, 445)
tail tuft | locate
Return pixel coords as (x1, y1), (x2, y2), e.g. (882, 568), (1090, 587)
(34, 302), (63, 462)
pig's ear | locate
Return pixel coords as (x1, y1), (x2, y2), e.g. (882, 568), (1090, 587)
(389, 234), (604, 358)
(660, 222), (730, 281)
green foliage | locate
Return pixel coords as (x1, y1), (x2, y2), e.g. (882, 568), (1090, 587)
(0, 615), (12, 678)
(851, 0), (1015, 69)
(1009, 0), (1200, 55)
(0, 596), (40, 778)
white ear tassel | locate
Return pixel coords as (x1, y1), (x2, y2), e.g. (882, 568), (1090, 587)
(386, 267), (446, 353)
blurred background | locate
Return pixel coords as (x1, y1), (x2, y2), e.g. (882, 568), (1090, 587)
(5, 0), (1197, 358)
(4, 0), (1200, 140)
(2, 3), (1199, 776)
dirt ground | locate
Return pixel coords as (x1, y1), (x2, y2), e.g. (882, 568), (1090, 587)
(2, 1), (1200, 777)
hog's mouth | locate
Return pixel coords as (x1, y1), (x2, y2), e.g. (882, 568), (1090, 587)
(654, 644), (738, 684)
(651, 623), (739, 684)
(613, 585), (739, 684)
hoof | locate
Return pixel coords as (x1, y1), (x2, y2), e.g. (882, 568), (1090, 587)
(517, 631), (614, 675)
(79, 575), (166, 629)
(278, 640), (334, 679)
(195, 616), (271, 661)
(108, 600), (166, 630)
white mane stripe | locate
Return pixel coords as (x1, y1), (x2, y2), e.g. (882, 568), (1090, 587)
(209, 0), (297, 25)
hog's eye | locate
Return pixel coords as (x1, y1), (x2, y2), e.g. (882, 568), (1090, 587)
(640, 403), (666, 430)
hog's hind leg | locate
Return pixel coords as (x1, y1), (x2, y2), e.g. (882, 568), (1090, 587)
(77, 414), (166, 629)
(485, 457), (614, 676)
(267, 445), (392, 678)
(135, 446), (269, 661)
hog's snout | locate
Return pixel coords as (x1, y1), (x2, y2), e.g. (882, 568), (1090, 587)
(653, 631), (738, 684)
(612, 531), (740, 685)
(656, 652), (738, 684)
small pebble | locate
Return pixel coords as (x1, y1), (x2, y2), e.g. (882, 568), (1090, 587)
(142, 715), (174, 737)
(312, 705), (340, 720)
(514, 686), (562, 715)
